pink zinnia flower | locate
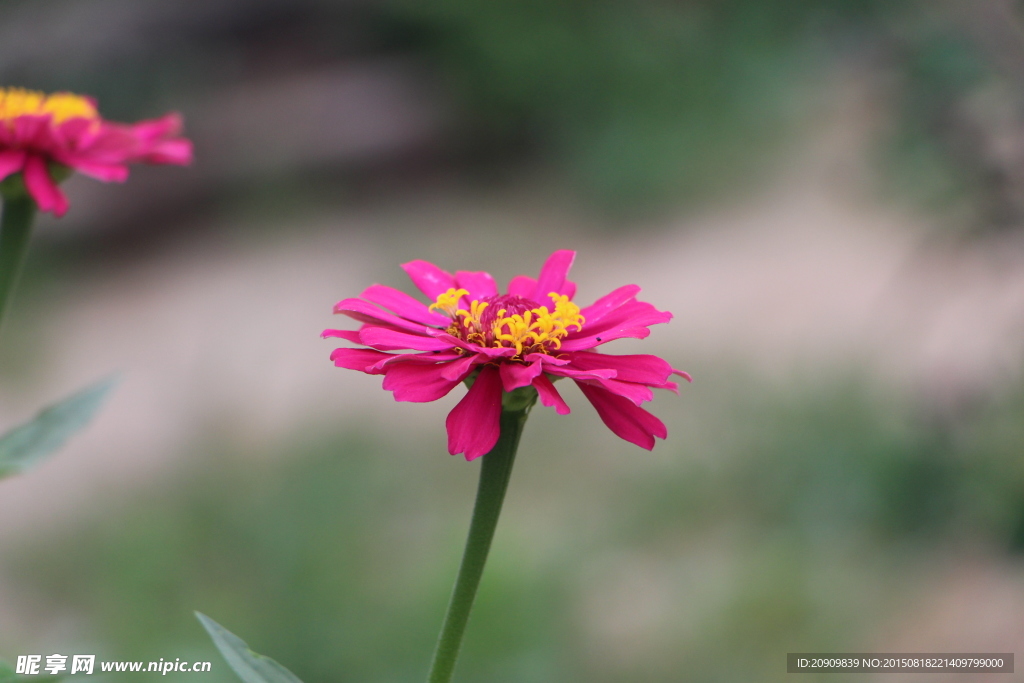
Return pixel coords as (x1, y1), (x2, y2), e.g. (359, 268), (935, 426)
(0, 87), (192, 216)
(324, 250), (690, 460)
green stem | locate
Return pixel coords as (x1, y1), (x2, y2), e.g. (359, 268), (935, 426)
(0, 193), (37, 337)
(426, 406), (531, 683)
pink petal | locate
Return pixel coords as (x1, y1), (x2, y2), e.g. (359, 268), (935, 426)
(359, 326), (453, 351)
(401, 260), (456, 300)
(382, 362), (464, 402)
(330, 348), (394, 374)
(590, 377), (654, 405)
(0, 150), (27, 181)
(561, 280), (577, 300)
(11, 116), (48, 148)
(560, 328), (651, 351)
(455, 271), (498, 300)
(546, 365), (653, 406)
(73, 124), (138, 162)
(142, 137), (193, 165)
(72, 114), (191, 166)
(499, 359), (543, 391)
(334, 298), (433, 334)
(435, 333), (517, 358)
(344, 350), (466, 374)
(533, 375), (570, 415)
(583, 299), (673, 334)
(52, 118), (97, 146)
(360, 284), (449, 327)
(649, 380), (680, 394)
(507, 275), (537, 299)
(370, 351), (464, 371)
(0, 123), (14, 146)
(321, 328), (362, 343)
(524, 352), (570, 366)
(561, 300), (672, 351)
(577, 382), (667, 450)
(130, 113), (182, 142)
(563, 351), (678, 386)
(22, 155), (68, 216)
(544, 365), (616, 382)
(130, 114), (193, 165)
(441, 353), (486, 381)
(534, 250), (576, 298)
(579, 285), (641, 325)
(446, 365), (503, 460)
(58, 159), (128, 182)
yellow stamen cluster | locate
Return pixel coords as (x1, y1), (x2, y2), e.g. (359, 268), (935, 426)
(430, 288), (585, 357)
(0, 88), (98, 125)
(493, 293), (584, 355)
(429, 288), (469, 317)
(430, 289), (493, 347)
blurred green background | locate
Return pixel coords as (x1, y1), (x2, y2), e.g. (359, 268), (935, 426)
(2, 0), (1024, 681)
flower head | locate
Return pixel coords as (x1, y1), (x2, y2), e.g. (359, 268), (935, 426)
(324, 250), (690, 460)
(0, 87), (192, 216)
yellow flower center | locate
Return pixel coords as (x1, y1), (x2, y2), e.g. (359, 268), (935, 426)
(430, 289), (585, 357)
(0, 87), (99, 125)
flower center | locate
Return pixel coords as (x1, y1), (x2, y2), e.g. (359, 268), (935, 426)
(0, 88), (98, 125)
(430, 289), (585, 357)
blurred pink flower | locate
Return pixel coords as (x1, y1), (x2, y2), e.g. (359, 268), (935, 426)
(0, 88), (192, 216)
(324, 250), (690, 460)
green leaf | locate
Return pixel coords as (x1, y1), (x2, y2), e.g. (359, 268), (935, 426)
(195, 613), (304, 683)
(0, 376), (117, 479)
(0, 659), (16, 682)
